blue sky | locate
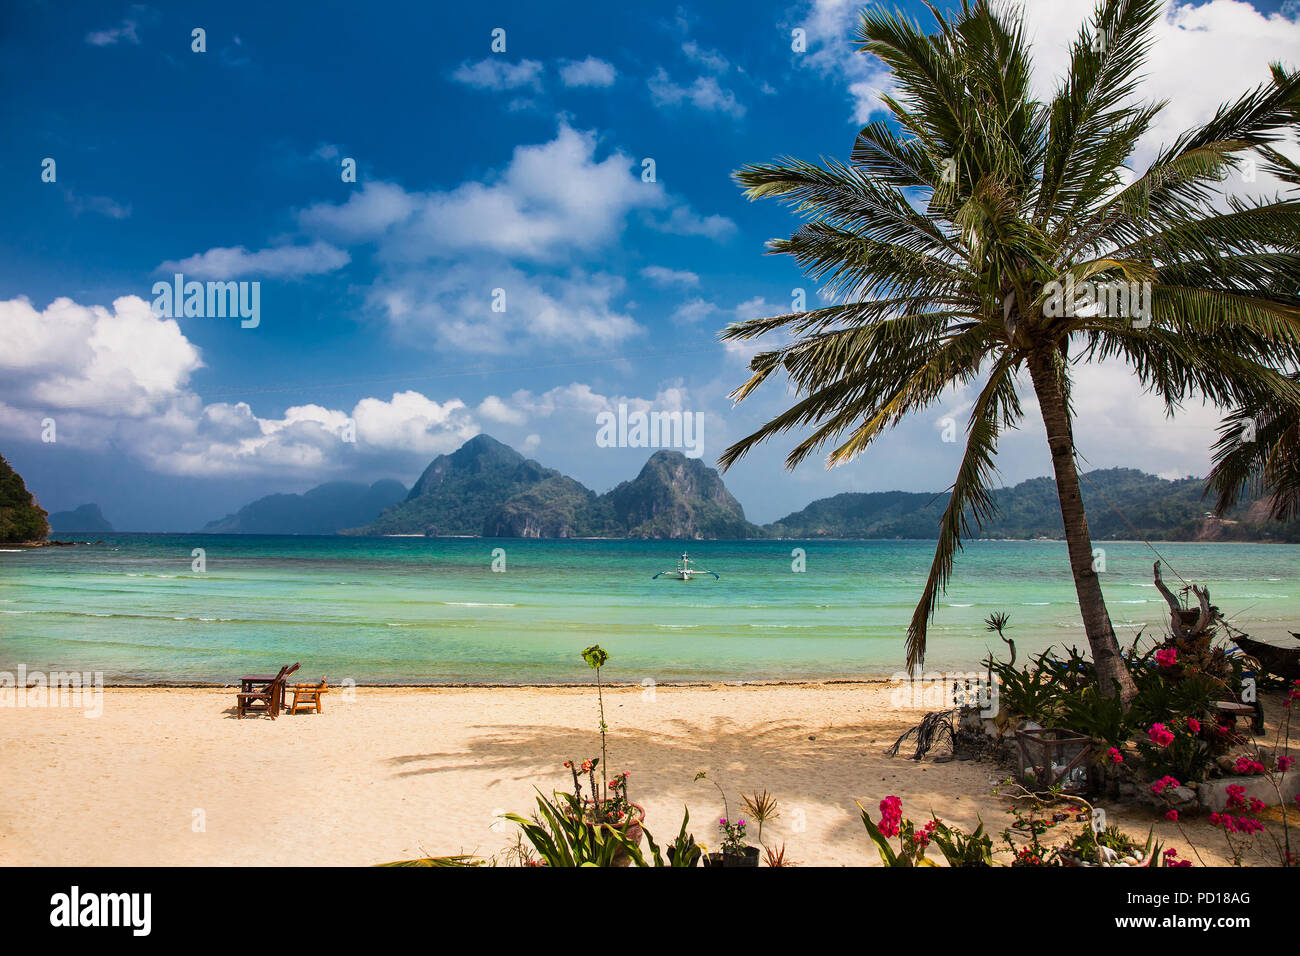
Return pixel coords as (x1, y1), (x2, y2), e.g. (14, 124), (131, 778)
(2, 0), (1299, 530)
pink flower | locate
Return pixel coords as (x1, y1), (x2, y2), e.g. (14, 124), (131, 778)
(1233, 757), (1266, 775)
(1107, 747), (1124, 765)
(1277, 756), (1295, 773)
(1148, 723), (1175, 748)
(1165, 810), (1179, 821)
(1165, 850), (1192, 867)
(1150, 775), (1181, 795)
(1187, 718), (1201, 734)
(878, 795), (903, 839)
(1154, 647), (1178, 668)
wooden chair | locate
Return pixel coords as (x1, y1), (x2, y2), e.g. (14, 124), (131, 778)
(287, 677), (328, 715)
(235, 663), (299, 719)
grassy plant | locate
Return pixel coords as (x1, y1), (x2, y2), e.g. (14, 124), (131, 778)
(740, 789), (780, 846)
(762, 842), (798, 867)
(505, 789), (629, 867)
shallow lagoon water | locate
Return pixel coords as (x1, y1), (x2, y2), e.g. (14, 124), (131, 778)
(1, 535), (1296, 683)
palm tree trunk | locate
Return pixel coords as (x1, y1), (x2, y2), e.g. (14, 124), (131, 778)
(1027, 348), (1138, 705)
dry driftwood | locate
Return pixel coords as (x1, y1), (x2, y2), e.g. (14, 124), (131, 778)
(1153, 561), (1215, 638)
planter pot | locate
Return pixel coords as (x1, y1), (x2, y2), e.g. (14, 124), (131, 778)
(666, 844), (702, 867)
(1060, 848), (1154, 868)
(575, 800), (645, 866)
(704, 846), (761, 867)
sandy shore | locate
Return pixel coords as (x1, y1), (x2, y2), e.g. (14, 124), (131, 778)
(0, 683), (1244, 866)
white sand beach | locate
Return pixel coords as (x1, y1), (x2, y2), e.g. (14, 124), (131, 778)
(0, 683), (1243, 866)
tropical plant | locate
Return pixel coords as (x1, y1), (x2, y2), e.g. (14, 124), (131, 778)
(740, 789), (781, 846)
(504, 790), (631, 867)
(582, 644), (611, 803)
(696, 771), (754, 858)
(1207, 76), (1300, 524)
(858, 796), (938, 866)
(1210, 375), (1300, 523)
(929, 818), (995, 867)
(562, 759), (637, 828)
(719, 0), (1300, 706)
(375, 855), (485, 867)
(1060, 684), (1133, 750)
(1062, 823), (1158, 867)
(996, 781), (1095, 867)
(762, 842), (798, 867)
(987, 648), (1070, 724)
(642, 807), (704, 868)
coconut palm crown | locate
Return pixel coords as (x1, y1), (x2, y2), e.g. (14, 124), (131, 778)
(719, 0), (1300, 702)
(1207, 129), (1300, 523)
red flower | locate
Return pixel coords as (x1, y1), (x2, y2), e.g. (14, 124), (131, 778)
(878, 795), (903, 839)
(1147, 723), (1175, 748)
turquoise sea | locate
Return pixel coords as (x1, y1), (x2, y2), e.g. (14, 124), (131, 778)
(0, 536), (1297, 684)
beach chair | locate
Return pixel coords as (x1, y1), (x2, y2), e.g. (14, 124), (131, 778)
(236, 663), (299, 719)
(287, 677), (328, 715)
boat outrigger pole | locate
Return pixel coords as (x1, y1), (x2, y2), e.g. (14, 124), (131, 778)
(652, 552), (718, 581)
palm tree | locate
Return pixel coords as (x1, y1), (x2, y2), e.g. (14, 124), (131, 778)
(1208, 387), (1300, 524)
(719, 0), (1300, 704)
(1208, 113), (1300, 523)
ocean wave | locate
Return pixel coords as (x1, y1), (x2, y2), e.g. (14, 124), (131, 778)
(948, 603), (974, 608)
(441, 601), (518, 607)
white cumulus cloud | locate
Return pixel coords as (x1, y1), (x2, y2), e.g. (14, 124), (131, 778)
(559, 56), (617, 87)
(158, 241), (350, 279)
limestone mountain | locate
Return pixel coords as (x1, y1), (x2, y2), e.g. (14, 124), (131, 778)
(357, 435), (564, 536)
(604, 450), (765, 539)
(48, 503), (114, 533)
(203, 480), (407, 534)
(352, 437), (762, 538)
(0, 453), (49, 543)
(483, 475), (621, 538)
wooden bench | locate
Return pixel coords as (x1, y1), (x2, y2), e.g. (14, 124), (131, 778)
(236, 662), (299, 719)
(287, 678), (328, 715)
(1214, 699), (1263, 734)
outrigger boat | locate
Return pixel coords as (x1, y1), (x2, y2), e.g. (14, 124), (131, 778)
(1233, 632), (1300, 682)
(652, 553), (718, 581)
